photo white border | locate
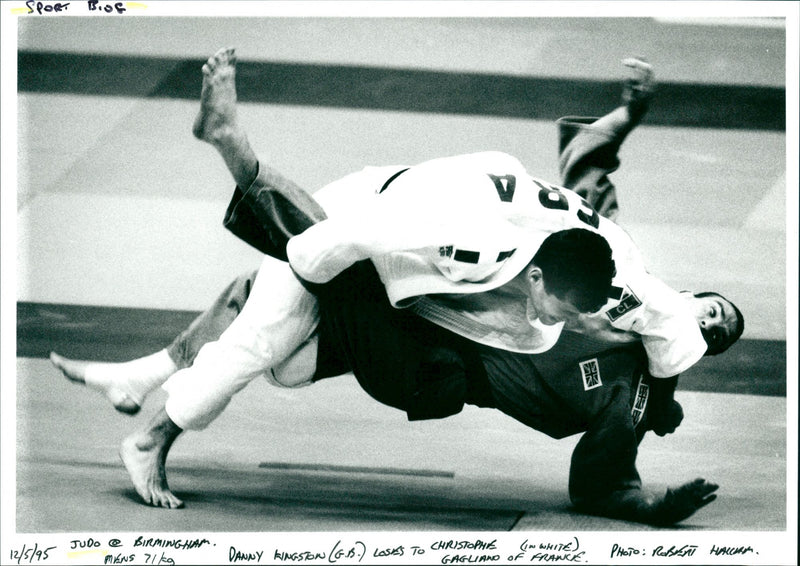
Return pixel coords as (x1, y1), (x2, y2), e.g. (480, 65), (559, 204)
(1, 2), (797, 565)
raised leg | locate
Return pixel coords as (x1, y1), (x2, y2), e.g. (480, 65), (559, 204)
(193, 47), (259, 192)
(556, 57), (656, 221)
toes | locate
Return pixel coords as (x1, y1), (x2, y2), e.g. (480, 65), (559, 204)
(50, 351), (67, 371)
(213, 47), (232, 66)
(145, 482), (164, 508)
(623, 57), (651, 70)
(622, 57), (654, 86)
(623, 57), (647, 69)
(207, 47), (236, 71)
(166, 494), (184, 509)
(152, 489), (183, 509)
(50, 353), (86, 384)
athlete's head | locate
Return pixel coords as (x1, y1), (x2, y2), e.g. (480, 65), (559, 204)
(682, 291), (744, 355)
(526, 228), (616, 325)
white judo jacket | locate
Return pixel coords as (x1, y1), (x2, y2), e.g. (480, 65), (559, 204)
(288, 151), (706, 378)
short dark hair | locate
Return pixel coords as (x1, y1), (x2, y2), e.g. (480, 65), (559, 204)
(532, 228), (616, 313)
(694, 291), (745, 355)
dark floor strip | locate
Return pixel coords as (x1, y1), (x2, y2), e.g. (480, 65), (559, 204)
(17, 302), (787, 397)
(17, 301), (199, 362)
(18, 51), (785, 131)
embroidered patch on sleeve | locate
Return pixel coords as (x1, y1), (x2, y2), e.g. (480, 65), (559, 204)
(606, 287), (643, 322)
(631, 374), (649, 428)
(580, 358), (602, 390)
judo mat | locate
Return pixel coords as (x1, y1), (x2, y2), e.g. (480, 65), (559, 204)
(4, 11), (795, 564)
(15, 356), (787, 532)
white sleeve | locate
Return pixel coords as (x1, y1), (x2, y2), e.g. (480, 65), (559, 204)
(289, 152), (531, 285)
(286, 202), (520, 285)
(606, 273), (707, 377)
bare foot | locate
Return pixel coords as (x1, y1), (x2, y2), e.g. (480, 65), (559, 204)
(623, 57), (655, 93)
(120, 420), (184, 509)
(50, 352), (141, 415)
(192, 46), (240, 145)
(622, 57), (655, 115)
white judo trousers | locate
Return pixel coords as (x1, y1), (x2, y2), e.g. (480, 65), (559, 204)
(159, 167), (390, 430)
(162, 255), (319, 429)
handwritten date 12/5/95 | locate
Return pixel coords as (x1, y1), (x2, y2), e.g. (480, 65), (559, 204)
(8, 543), (57, 565)
(26, 1), (127, 15)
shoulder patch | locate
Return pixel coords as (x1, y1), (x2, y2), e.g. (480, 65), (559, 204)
(605, 286), (643, 322)
(579, 358), (602, 390)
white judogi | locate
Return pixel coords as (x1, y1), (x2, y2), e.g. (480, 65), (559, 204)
(291, 151), (706, 378)
(164, 151), (704, 431)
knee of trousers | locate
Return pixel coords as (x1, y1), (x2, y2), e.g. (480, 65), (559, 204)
(270, 336), (318, 387)
(160, 354), (267, 430)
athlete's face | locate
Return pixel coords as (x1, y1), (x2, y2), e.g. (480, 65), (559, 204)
(683, 292), (738, 352)
(527, 267), (582, 326)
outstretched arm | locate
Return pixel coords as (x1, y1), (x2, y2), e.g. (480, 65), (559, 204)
(649, 478), (719, 526)
(568, 387), (718, 525)
(582, 477), (719, 526)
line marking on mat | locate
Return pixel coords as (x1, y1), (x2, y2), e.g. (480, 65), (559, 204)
(259, 462), (454, 478)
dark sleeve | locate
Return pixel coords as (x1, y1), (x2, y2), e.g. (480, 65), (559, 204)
(223, 163), (327, 260)
(568, 384), (642, 511)
(568, 384), (669, 524)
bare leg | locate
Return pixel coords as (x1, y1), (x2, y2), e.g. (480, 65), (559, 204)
(557, 57), (656, 222)
(193, 46), (259, 190)
(119, 408), (184, 509)
(50, 350), (177, 415)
